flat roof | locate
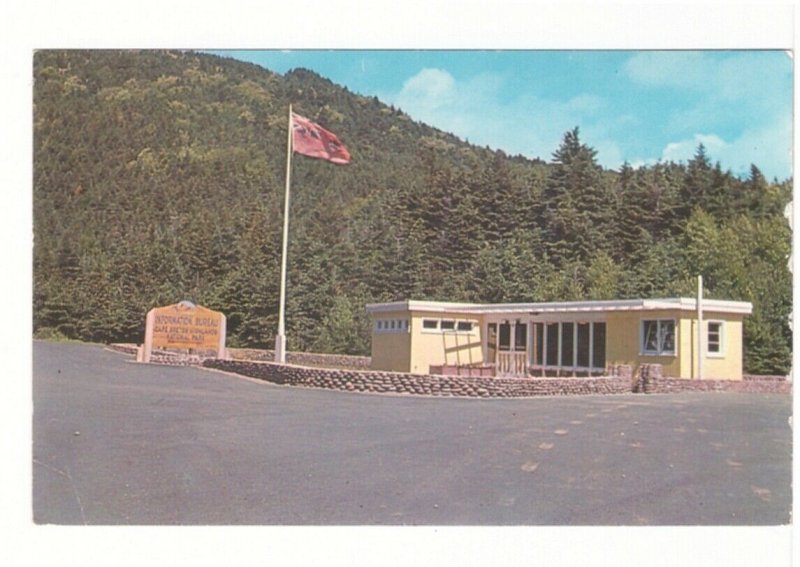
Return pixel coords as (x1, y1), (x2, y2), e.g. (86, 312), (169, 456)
(366, 298), (753, 315)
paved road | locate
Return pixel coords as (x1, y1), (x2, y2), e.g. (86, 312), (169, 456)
(32, 341), (792, 525)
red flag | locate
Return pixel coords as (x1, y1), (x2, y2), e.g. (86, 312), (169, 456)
(291, 112), (351, 164)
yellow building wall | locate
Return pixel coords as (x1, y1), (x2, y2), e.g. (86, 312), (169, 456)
(606, 310), (745, 380)
(689, 313), (745, 381)
(606, 310), (682, 377)
(369, 310), (412, 372)
(408, 311), (484, 374)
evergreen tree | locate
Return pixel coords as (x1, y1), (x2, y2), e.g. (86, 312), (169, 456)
(676, 143), (713, 222)
(542, 127), (615, 265)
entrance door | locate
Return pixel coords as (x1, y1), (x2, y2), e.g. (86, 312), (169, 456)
(495, 322), (527, 376)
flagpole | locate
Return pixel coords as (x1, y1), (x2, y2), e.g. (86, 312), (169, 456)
(275, 104), (293, 363)
(697, 274), (703, 380)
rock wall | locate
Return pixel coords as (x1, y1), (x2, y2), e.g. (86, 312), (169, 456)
(107, 343), (372, 370)
(202, 359), (633, 398)
(639, 364), (792, 394)
(112, 344), (791, 397)
(228, 348), (372, 370)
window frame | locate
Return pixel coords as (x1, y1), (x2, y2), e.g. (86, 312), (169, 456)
(529, 320), (606, 372)
(375, 318), (410, 334)
(706, 320), (725, 357)
(456, 321), (474, 332)
(640, 318), (677, 356)
(421, 318), (477, 334)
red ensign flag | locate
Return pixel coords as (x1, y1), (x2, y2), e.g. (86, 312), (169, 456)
(291, 112), (351, 165)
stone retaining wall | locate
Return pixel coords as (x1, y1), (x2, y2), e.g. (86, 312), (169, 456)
(108, 343), (372, 370)
(202, 359), (633, 398)
(107, 343), (138, 356)
(228, 348), (371, 370)
(107, 343), (205, 366)
(111, 344), (791, 397)
(743, 374), (789, 382)
(639, 364), (792, 394)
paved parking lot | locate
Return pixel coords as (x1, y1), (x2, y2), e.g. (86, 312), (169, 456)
(33, 341), (791, 525)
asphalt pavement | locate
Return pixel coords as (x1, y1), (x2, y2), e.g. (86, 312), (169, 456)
(32, 341), (792, 525)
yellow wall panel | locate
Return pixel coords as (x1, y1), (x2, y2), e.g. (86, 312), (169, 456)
(408, 311), (484, 374)
(369, 310), (411, 372)
(606, 310), (745, 379)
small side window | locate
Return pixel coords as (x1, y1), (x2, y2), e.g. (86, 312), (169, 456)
(440, 320), (456, 331)
(456, 321), (473, 332)
(422, 319), (438, 330)
(707, 321), (723, 354)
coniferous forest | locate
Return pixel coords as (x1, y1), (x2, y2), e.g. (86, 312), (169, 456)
(32, 50), (793, 374)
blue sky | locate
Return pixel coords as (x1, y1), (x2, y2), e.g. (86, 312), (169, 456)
(213, 50), (792, 181)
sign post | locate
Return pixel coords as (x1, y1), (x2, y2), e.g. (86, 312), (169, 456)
(139, 301), (227, 363)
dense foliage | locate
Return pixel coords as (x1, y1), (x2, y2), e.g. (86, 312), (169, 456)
(33, 50), (793, 374)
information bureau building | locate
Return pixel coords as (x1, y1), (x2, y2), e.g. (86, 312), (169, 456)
(366, 298), (752, 380)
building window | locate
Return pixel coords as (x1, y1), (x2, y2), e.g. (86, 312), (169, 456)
(592, 322), (606, 369)
(576, 323), (590, 368)
(487, 323), (497, 361)
(642, 319), (676, 355)
(376, 318), (410, 333)
(515, 323), (527, 351)
(534, 322), (544, 366)
(457, 321), (473, 332)
(422, 318), (475, 334)
(532, 320), (605, 370)
(707, 321), (723, 355)
(498, 323), (511, 351)
(545, 323), (559, 365)
(561, 322), (574, 366)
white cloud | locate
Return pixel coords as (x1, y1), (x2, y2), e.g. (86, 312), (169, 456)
(389, 68), (471, 137)
(661, 133), (728, 163)
(622, 51), (712, 90)
(397, 68), (456, 107)
(628, 158), (659, 170)
(659, 116), (792, 179)
(384, 68), (617, 163)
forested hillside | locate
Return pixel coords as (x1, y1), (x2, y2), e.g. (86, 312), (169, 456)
(32, 50), (792, 374)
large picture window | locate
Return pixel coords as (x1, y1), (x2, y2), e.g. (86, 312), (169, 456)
(592, 322), (606, 369)
(576, 323), (590, 368)
(561, 322), (574, 366)
(533, 320), (605, 370)
(545, 323), (559, 366)
(642, 319), (676, 355)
